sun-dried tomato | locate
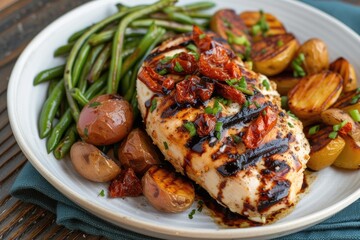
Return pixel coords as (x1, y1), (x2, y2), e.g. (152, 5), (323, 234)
(138, 66), (175, 94)
(224, 61), (242, 79)
(193, 25), (212, 52)
(215, 82), (246, 104)
(339, 122), (352, 135)
(109, 168), (142, 198)
(195, 113), (217, 137)
(175, 75), (214, 104)
(243, 106), (278, 149)
(168, 52), (198, 75)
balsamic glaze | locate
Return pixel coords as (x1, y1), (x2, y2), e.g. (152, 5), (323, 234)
(217, 138), (289, 176)
(258, 180), (291, 213)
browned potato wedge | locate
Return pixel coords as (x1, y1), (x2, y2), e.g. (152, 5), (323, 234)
(332, 89), (360, 113)
(333, 134), (360, 169)
(288, 71), (343, 119)
(142, 165), (195, 213)
(239, 11), (286, 41)
(70, 142), (121, 182)
(270, 73), (300, 95)
(296, 38), (329, 75)
(306, 126), (345, 171)
(329, 57), (357, 92)
(118, 128), (161, 175)
(251, 34), (299, 76)
(210, 9), (250, 56)
(321, 108), (355, 129)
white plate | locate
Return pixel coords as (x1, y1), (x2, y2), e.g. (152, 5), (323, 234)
(7, 0), (360, 239)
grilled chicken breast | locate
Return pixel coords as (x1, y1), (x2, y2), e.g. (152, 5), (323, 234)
(136, 26), (310, 223)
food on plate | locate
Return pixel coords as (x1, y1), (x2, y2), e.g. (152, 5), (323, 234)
(142, 165), (195, 213)
(295, 38), (329, 75)
(77, 94), (134, 145)
(33, 0), (360, 226)
(70, 141), (121, 182)
(118, 128), (161, 175)
(137, 26), (310, 222)
(251, 33), (299, 76)
(287, 71), (343, 119)
(330, 57), (357, 92)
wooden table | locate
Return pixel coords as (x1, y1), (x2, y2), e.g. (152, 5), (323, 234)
(0, 0), (359, 239)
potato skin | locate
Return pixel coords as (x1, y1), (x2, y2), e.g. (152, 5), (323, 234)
(288, 71), (343, 119)
(142, 166), (195, 213)
(333, 134), (360, 169)
(118, 128), (161, 175)
(251, 34), (299, 76)
(296, 38), (329, 75)
(77, 94), (133, 146)
(70, 141), (121, 182)
(329, 57), (357, 92)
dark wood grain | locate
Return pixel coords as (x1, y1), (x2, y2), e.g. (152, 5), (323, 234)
(0, 0), (359, 239)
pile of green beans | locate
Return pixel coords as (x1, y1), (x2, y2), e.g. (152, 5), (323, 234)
(34, 0), (215, 159)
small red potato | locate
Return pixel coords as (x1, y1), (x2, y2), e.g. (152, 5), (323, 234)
(142, 166), (195, 213)
(77, 94), (133, 146)
(70, 141), (121, 182)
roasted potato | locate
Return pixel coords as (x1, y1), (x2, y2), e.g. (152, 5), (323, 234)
(270, 73), (300, 95)
(329, 57), (357, 92)
(210, 9), (250, 56)
(142, 165), (195, 213)
(77, 94), (134, 146)
(306, 126), (345, 171)
(288, 71), (343, 119)
(118, 128), (161, 175)
(70, 142), (121, 182)
(333, 134), (360, 169)
(295, 38), (329, 75)
(251, 33), (299, 76)
(332, 89), (360, 113)
(239, 11), (286, 41)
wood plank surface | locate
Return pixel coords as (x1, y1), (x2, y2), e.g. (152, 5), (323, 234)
(0, 0), (359, 239)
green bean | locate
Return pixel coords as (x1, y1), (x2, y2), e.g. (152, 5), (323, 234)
(169, 1), (215, 12)
(164, 8), (196, 25)
(53, 125), (78, 159)
(130, 19), (193, 33)
(124, 26), (165, 101)
(107, 0), (177, 94)
(88, 29), (115, 46)
(54, 42), (74, 57)
(130, 92), (140, 122)
(64, 6), (146, 123)
(124, 37), (142, 49)
(72, 43), (91, 87)
(116, 4), (149, 13)
(71, 88), (89, 107)
(78, 44), (105, 93)
(68, 26), (91, 43)
(34, 65), (65, 85)
(47, 79), (59, 97)
(88, 43), (111, 83)
(187, 11), (212, 19)
(120, 70), (132, 96)
(39, 80), (65, 138)
(46, 74), (107, 153)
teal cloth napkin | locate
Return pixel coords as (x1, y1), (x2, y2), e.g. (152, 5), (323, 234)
(10, 0), (360, 239)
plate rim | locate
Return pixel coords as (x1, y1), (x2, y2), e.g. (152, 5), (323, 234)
(7, 0), (360, 239)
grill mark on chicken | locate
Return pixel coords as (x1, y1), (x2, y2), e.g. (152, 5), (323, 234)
(257, 180), (291, 213)
(217, 138), (289, 176)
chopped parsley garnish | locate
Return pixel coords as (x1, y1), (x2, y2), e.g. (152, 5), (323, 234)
(199, 33), (206, 39)
(231, 134), (242, 143)
(226, 77), (254, 96)
(98, 189), (105, 197)
(184, 122), (197, 137)
(243, 100), (251, 108)
(158, 68), (167, 75)
(292, 53), (306, 77)
(277, 40), (284, 47)
(254, 101), (260, 108)
(308, 125), (320, 135)
(251, 10), (269, 36)
(349, 109), (360, 122)
(226, 30), (251, 47)
(223, 18), (233, 29)
(215, 121), (223, 140)
(281, 96), (288, 109)
(150, 98), (157, 113)
(261, 49), (267, 54)
(216, 97), (231, 106)
(328, 131), (338, 139)
(197, 200), (204, 212)
(287, 111), (298, 119)
(262, 79), (270, 90)
(204, 100), (222, 115)
(328, 120), (348, 139)
(174, 61), (184, 72)
(163, 141), (169, 150)
(350, 94), (360, 104)
(89, 101), (101, 108)
(188, 209), (196, 219)
(288, 122), (294, 128)
(186, 43), (198, 52)
(160, 56), (173, 64)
